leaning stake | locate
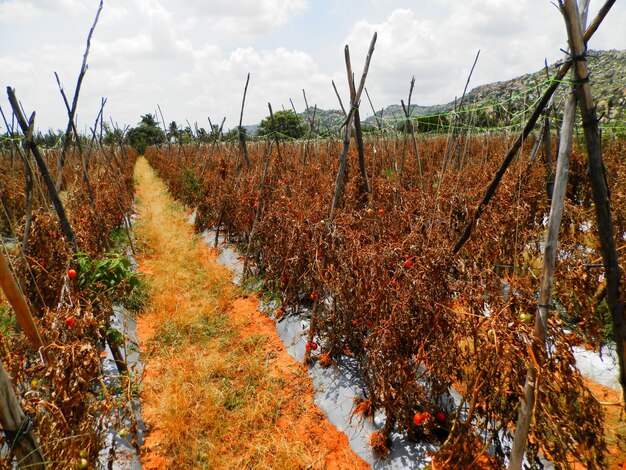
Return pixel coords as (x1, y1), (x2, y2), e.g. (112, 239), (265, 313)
(561, 0), (626, 404)
(452, 0), (616, 254)
(0, 359), (46, 469)
(508, 2), (590, 466)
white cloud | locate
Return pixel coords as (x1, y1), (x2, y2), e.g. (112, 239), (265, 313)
(1, 0), (624, 133)
(341, 4), (570, 109)
(184, 0), (308, 34)
(40, 0), (93, 15)
(0, 1), (41, 23)
(167, 45), (331, 128)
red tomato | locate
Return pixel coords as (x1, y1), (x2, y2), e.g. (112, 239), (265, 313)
(68, 269), (77, 279)
(378, 208), (385, 216)
(66, 317), (76, 328)
(404, 259), (413, 268)
(413, 411), (433, 426)
(436, 411), (446, 423)
(351, 320), (358, 327)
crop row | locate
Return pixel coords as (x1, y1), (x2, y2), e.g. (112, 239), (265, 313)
(0, 142), (139, 468)
(146, 134), (626, 467)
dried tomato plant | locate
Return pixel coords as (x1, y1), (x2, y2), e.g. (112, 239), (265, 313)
(146, 133), (624, 467)
(1, 142), (139, 468)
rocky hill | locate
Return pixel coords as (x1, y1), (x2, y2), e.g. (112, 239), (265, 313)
(298, 49), (626, 135)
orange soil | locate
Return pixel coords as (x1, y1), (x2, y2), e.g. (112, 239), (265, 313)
(135, 259), (368, 470)
(228, 295), (369, 470)
(583, 379), (626, 469)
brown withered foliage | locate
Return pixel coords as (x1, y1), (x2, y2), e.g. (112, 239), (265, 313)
(145, 133), (626, 468)
(1, 144), (138, 469)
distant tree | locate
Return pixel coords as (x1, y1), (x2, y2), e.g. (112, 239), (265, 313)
(168, 121), (182, 143)
(140, 113), (159, 128)
(360, 123), (379, 135)
(256, 110), (306, 140)
(34, 130), (63, 148)
(209, 124), (222, 141)
(182, 125), (194, 143)
(126, 113), (165, 154)
(103, 123), (125, 147)
(195, 127), (209, 143)
(223, 127), (245, 143)
(415, 114), (449, 133)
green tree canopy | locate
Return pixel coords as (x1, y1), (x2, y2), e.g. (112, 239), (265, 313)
(223, 126), (246, 143)
(256, 110), (306, 140)
(126, 113), (166, 154)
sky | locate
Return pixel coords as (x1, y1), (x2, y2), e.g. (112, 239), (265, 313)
(0, 0), (625, 134)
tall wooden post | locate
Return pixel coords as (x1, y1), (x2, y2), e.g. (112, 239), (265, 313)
(0, 359), (46, 468)
(508, 4), (590, 467)
(0, 249), (48, 362)
(561, 0), (626, 403)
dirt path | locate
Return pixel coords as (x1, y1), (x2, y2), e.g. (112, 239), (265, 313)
(132, 157), (368, 469)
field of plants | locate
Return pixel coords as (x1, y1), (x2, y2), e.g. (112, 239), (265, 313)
(1, 0), (625, 468)
(144, 126), (626, 467)
(0, 130), (143, 468)
(1, 103), (626, 468)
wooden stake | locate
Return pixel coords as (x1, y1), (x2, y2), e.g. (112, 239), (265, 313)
(237, 73), (251, 170)
(0, 360), (46, 469)
(6, 87), (78, 252)
(508, 5), (588, 466)
(561, 0), (626, 404)
(452, 0), (616, 254)
(0, 247), (48, 363)
(55, 0), (103, 191)
(328, 32), (377, 226)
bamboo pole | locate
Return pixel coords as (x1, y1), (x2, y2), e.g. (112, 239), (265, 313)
(561, 0), (626, 404)
(0, 248), (48, 363)
(328, 32), (377, 227)
(0, 360), (46, 469)
(507, 4), (589, 467)
(452, 0), (616, 254)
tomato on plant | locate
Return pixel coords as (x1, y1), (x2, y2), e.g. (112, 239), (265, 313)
(404, 259), (413, 268)
(436, 411), (446, 423)
(378, 208), (385, 216)
(413, 411), (433, 426)
(68, 268), (77, 279)
(519, 312), (533, 324)
(66, 317), (76, 328)
(75, 458), (88, 470)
